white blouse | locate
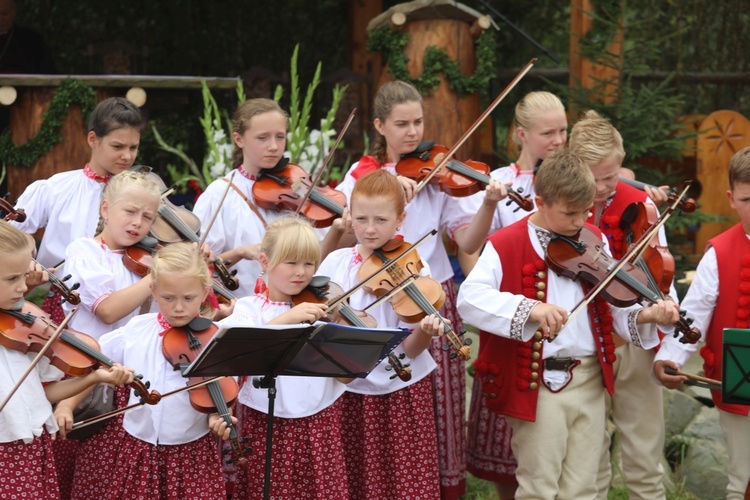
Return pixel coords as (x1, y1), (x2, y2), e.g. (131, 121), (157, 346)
(316, 247), (437, 395)
(62, 238), (157, 340)
(0, 346), (64, 444)
(218, 294), (347, 418)
(98, 314), (212, 445)
(11, 169), (106, 268)
(337, 162), (475, 283)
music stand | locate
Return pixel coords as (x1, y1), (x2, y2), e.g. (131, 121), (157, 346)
(183, 321), (409, 500)
(722, 328), (750, 405)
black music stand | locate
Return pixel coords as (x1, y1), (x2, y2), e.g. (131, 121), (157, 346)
(183, 321), (409, 500)
(722, 328), (750, 405)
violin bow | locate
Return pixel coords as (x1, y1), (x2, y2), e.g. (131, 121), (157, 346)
(70, 375), (226, 432)
(664, 366), (721, 391)
(198, 171), (236, 249)
(295, 108), (357, 216)
(325, 229), (437, 310)
(0, 307), (77, 413)
(415, 58), (537, 194)
(551, 183), (692, 339)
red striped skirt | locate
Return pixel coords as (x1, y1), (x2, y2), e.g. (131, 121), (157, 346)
(0, 430), (60, 499)
(341, 377), (441, 500)
(232, 397), (348, 499)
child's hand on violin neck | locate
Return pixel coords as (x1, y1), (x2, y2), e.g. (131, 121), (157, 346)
(195, 243), (216, 267)
(94, 363), (135, 386)
(636, 299), (680, 325)
(418, 314), (449, 337)
(208, 412), (238, 441)
(283, 302), (328, 324)
(529, 303), (569, 340)
(482, 180), (509, 206)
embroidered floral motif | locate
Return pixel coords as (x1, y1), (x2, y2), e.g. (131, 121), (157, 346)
(627, 310), (643, 347)
(510, 298), (538, 340)
(237, 166), (257, 181)
(157, 313), (172, 336)
(528, 221), (551, 252)
(83, 163), (110, 183)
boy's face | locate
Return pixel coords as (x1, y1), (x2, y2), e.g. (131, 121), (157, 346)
(727, 181), (750, 233)
(589, 153), (622, 204)
(534, 197), (592, 237)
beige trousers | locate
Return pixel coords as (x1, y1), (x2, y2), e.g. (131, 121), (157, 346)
(718, 409), (750, 500)
(506, 356), (605, 500)
(597, 343), (666, 500)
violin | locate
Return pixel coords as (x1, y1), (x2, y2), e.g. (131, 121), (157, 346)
(161, 317), (251, 466)
(293, 276), (411, 381)
(545, 226), (700, 342)
(1, 198), (82, 305)
(618, 177), (698, 213)
(357, 237), (472, 360)
(620, 201), (701, 344)
(396, 142), (533, 212)
(0, 300), (158, 402)
(252, 158), (348, 228)
(132, 166), (239, 291)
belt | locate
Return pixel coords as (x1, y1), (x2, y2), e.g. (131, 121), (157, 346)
(544, 357), (578, 371)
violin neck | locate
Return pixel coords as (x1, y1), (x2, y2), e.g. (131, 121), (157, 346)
(307, 190), (345, 216)
(158, 205), (200, 243)
(59, 330), (115, 367)
(206, 379), (239, 442)
(446, 160), (491, 185)
(337, 304), (369, 328)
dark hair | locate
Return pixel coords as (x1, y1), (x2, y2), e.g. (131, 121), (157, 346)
(371, 81), (423, 164)
(87, 97), (146, 137)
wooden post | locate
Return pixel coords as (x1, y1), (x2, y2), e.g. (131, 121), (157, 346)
(695, 110), (750, 251)
(377, 18), (481, 160)
(348, 0), (384, 149)
(569, 0), (622, 105)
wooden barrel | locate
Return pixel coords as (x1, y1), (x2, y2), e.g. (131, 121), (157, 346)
(377, 18), (481, 161)
(695, 110), (750, 251)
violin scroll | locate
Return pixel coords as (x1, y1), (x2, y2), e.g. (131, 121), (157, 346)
(0, 196), (26, 222)
(506, 186), (533, 212)
(385, 353), (412, 381)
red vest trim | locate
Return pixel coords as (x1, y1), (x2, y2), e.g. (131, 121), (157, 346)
(474, 217), (616, 422)
(589, 182), (648, 260)
(703, 223), (750, 416)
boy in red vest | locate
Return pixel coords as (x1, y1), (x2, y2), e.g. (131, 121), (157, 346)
(654, 146), (750, 500)
(457, 148), (679, 500)
(569, 110), (672, 500)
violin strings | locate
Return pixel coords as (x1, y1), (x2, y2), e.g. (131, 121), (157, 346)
(159, 206), (200, 243)
(307, 190), (345, 216)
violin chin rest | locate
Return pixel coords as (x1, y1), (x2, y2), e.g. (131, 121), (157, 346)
(187, 316), (213, 332)
(308, 275), (331, 289)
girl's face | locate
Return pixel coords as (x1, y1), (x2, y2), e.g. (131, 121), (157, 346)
(374, 101), (424, 163)
(517, 109), (567, 163)
(151, 273), (208, 327)
(100, 187), (159, 249)
(0, 249), (32, 310)
(260, 255), (316, 303)
(87, 126), (141, 177)
(232, 111), (287, 175)
(351, 195), (406, 253)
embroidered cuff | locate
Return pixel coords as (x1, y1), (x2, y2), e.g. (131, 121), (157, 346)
(91, 293), (111, 314)
(511, 298), (539, 341)
(627, 310), (643, 347)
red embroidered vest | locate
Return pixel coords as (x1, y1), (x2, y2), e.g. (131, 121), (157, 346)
(703, 223), (750, 416)
(589, 181), (648, 259)
(473, 217), (617, 422)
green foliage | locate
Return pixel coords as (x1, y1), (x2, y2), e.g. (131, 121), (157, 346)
(274, 44), (347, 178)
(367, 27), (497, 97)
(0, 79), (96, 167)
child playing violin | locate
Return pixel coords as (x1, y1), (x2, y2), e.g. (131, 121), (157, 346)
(461, 90), (567, 499)
(457, 148), (679, 500)
(11, 97), (145, 324)
(0, 221), (134, 499)
(654, 147), (750, 500)
(317, 169), (445, 498)
(569, 110), (672, 499)
(57, 242), (235, 499)
(193, 98), (343, 299)
(336, 80), (507, 499)
(217, 216), (350, 499)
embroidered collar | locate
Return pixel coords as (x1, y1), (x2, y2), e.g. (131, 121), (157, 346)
(238, 166), (257, 181)
(254, 278), (293, 306)
(352, 247), (363, 265)
(157, 313), (173, 336)
(528, 220), (551, 252)
(83, 163), (110, 183)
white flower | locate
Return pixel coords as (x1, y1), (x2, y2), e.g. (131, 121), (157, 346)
(210, 160), (227, 178)
(213, 129), (227, 142)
